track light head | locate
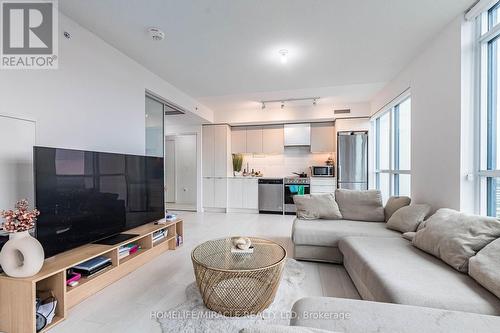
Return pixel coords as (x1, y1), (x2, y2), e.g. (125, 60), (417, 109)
(313, 99), (317, 106)
(281, 102), (285, 109)
(261, 102), (266, 110)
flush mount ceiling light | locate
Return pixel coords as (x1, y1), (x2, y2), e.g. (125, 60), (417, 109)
(260, 97), (320, 110)
(148, 27), (165, 41)
(279, 49), (289, 64)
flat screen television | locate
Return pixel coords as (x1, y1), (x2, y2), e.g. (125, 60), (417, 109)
(34, 146), (164, 258)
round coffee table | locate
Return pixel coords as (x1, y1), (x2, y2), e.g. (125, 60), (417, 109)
(191, 237), (286, 317)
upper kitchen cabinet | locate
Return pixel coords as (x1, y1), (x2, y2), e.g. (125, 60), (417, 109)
(310, 122), (335, 153)
(262, 125), (284, 154)
(246, 126), (263, 153)
(230, 125), (284, 154)
(202, 125), (215, 176)
(231, 126), (246, 154)
(202, 124), (231, 177)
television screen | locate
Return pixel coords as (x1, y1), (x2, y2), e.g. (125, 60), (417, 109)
(34, 147), (164, 258)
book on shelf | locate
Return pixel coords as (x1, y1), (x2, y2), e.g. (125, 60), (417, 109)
(118, 244), (140, 259)
(176, 235), (183, 246)
(153, 229), (168, 243)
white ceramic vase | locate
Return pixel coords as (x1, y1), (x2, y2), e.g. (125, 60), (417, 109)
(0, 230), (44, 278)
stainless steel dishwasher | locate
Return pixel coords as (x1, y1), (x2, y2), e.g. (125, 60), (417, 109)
(258, 178), (284, 214)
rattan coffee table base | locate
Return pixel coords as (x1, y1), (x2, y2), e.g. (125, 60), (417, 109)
(191, 238), (287, 317)
(193, 261), (285, 317)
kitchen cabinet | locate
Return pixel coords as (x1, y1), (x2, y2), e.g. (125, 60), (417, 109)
(230, 125), (284, 154)
(262, 125), (284, 154)
(228, 178), (259, 212)
(214, 177), (228, 208)
(231, 127), (247, 154)
(203, 125), (231, 211)
(203, 177), (215, 207)
(246, 126), (263, 154)
(202, 125), (215, 176)
(310, 177), (336, 194)
(311, 122), (335, 153)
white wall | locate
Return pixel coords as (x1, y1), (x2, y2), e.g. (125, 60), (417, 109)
(0, 116), (36, 211)
(370, 15), (465, 211)
(0, 12), (213, 156)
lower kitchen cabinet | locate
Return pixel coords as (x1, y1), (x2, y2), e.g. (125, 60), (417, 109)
(203, 177), (228, 212)
(310, 177), (337, 194)
(228, 178), (258, 212)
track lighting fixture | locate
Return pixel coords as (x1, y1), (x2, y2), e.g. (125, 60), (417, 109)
(259, 97), (320, 110)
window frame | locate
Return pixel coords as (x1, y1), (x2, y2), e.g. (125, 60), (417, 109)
(373, 93), (411, 199)
(476, 1), (500, 217)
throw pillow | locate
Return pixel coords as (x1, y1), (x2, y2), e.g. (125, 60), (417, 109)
(335, 189), (385, 222)
(412, 208), (500, 272)
(386, 204), (431, 233)
(293, 193), (342, 220)
(402, 232), (416, 241)
(385, 196), (411, 221)
(469, 237), (500, 299)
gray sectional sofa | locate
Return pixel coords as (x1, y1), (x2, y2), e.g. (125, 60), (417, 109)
(282, 189), (500, 332)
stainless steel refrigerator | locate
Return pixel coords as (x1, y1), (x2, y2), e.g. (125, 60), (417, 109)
(337, 131), (368, 190)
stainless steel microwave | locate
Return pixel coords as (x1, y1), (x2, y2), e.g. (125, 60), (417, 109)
(311, 165), (334, 177)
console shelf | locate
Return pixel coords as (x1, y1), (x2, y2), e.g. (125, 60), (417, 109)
(0, 219), (183, 333)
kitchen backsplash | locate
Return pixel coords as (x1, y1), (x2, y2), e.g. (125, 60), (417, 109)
(241, 146), (333, 177)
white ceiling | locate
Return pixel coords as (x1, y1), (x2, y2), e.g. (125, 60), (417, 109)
(60, 0), (475, 111)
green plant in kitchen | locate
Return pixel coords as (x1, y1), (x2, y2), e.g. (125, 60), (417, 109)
(232, 153), (243, 175)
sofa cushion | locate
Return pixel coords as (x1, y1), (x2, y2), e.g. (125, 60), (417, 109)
(412, 208), (500, 272)
(291, 297), (500, 333)
(384, 196), (411, 221)
(293, 194), (342, 220)
(386, 204), (431, 233)
(469, 238), (500, 299)
(338, 236), (500, 315)
(335, 189), (385, 222)
(402, 232), (416, 241)
(292, 219), (399, 248)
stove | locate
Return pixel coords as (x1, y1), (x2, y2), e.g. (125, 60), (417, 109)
(284, 177), (310, 185)
(283, 177), (311, 215)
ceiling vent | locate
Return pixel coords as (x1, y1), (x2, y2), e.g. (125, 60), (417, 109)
(334, 109), (351, 115)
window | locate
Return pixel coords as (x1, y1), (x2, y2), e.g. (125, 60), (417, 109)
(477, 1), (500, 217)
(373, 96), (411, 202)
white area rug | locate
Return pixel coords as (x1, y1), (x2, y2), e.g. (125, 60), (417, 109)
(158, 259), (306, 333)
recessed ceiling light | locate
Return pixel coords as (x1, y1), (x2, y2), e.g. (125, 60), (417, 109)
(279, 49), (288, 64)
(148, 27), (165, 41)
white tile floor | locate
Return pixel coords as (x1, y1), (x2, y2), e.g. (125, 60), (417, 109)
(49, 212), (359, 333)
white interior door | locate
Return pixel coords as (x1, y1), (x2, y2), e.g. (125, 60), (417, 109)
(0, 115), (36, 214)
(175, 134), (197, 206)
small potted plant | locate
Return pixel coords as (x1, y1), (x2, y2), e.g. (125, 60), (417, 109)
(0, 199), (44, 278)
(232, 153), (243, 176)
